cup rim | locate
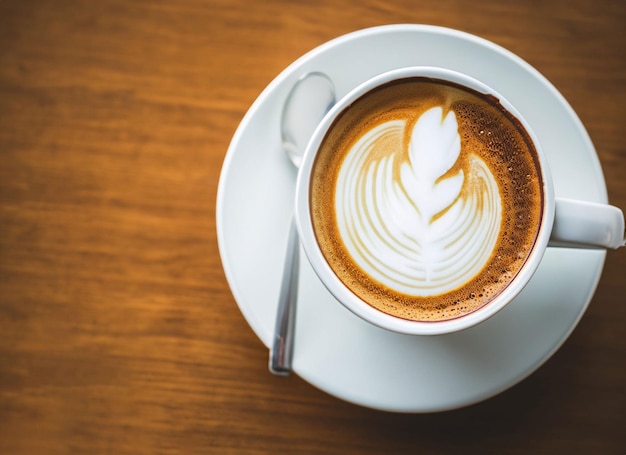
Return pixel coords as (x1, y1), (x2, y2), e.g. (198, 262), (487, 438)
(295, 66), (555, 335)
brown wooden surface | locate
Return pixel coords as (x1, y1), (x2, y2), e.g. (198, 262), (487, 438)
(1, 0), (624, 453)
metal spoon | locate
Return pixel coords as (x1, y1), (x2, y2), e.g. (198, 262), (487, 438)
(269, 72), (335, 375)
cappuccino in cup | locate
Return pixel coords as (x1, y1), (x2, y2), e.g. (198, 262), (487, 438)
(310, 77), (543, 322)
(296, 67), (624, 335)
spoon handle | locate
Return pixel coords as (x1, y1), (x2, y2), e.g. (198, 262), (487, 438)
(269, 215), (300, 375)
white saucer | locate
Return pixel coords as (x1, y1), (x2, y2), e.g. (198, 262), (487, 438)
(216, 25), (607, 412)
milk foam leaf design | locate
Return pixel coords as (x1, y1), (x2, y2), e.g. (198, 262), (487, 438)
(400, 107), (464, 222)
(334, 107), (502, 297)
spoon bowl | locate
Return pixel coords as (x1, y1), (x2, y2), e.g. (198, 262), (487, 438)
(281, 72), (336, 168)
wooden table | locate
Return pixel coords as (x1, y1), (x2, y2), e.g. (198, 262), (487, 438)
(1, 1), (624, 453)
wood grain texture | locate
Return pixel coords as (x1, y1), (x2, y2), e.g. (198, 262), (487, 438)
(0, 0), (624, 453)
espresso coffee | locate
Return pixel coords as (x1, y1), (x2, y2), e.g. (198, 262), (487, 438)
(310, 77), (544, 322)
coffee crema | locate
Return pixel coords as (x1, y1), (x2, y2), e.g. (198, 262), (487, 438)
(310, 77), (543, 322)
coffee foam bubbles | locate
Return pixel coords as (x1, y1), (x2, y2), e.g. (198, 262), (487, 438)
(335, 107), (502, 297)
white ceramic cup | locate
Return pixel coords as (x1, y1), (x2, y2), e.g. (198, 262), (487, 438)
(295, 67), (624, 336)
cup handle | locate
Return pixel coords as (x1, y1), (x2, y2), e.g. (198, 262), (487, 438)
(549, 198), (625, 249)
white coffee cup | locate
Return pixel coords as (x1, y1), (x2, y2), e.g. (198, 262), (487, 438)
(295, 66), (624, 336)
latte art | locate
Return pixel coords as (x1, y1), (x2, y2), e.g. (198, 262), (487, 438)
(336, 107), (502, 296)
(310, 78), (543, 321)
